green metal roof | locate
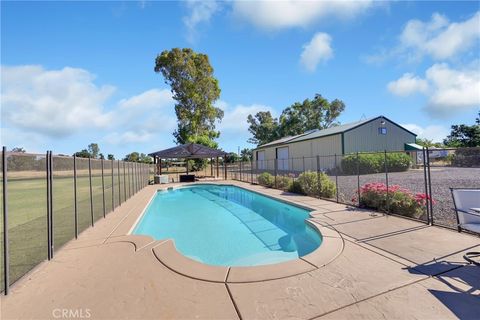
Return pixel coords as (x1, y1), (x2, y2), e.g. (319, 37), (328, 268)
(255, 116), (417, 150)
(287, 117), (375, 143)
(256, 117), (375, 149)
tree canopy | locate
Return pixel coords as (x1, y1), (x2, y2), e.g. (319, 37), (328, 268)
(74, 142), (101, 158)
(88, 143), (100, 159)
(247, 94), (346, 146)
(247, 111), (280, 146)
(124, 152), (153, 164)
(415, 138), (444, 148)
(240, 148), (252, 161)
(443, 112), (480, 147)
(278, 94), (345, 137)
(154, 48), (223, 146)
(11, 147), (26, 153)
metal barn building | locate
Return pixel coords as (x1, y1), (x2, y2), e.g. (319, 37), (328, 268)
(253, 116), (417, 171)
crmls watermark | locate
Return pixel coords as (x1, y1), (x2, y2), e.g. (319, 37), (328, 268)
(52, 308), (91, 319)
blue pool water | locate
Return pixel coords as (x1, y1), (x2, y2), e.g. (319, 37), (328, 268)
(133, 184), (322, 266)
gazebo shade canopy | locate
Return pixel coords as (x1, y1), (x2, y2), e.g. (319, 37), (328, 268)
(149, 143), (227, 159)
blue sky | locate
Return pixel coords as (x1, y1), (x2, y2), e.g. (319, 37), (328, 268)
(1, 1), (479, 158)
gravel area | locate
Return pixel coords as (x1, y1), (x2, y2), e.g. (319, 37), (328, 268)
(235, 167), (480, 229)
(334, 167), (480, 227)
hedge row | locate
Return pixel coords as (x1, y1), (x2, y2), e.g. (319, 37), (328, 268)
(257, 171), (336, 199)
(340, 153), (411, 175)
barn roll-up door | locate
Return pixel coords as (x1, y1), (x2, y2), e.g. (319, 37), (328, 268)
(276, 147), (289, 170)
(257, 150), (266, 170)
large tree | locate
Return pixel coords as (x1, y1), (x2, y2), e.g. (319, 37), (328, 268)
(154, 48), (223, 146)
(443, 111), (480, 147)
(247, 111), (280, 145)
(247, 94), (345, 146)
(88, 143), (100, 159)
(240, 148), (253, 161)
(278, 94), (345, 137)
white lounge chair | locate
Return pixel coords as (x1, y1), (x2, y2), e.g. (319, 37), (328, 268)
(451, 188), (480, 234)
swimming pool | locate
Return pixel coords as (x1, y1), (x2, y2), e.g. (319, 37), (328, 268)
(133, 184), (322, 266)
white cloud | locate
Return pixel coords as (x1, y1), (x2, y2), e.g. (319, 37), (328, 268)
(0, 64), (179, 149)
(103, 130), (153, 145)
(233, 0), (374, 30)
(216, 101), (276, 149)
(183, 0), (220, 42)
(387, 73), (429, 96)
(106, 89), (176, 145)
(300, 32), (333, 72)
(425, 63), (480, 117)
(118, 88), (173, 110)
(388, 62), (480, 118)
(400, 11), (480, 61)
(1, 65), (115, 137)
(218, 102), (275, 132)
(401, 123), (449, 142)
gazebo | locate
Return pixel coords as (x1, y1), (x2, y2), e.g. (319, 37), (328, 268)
(149, 143), (228, 182)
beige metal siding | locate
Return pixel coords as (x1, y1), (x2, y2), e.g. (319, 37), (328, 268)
(254, 134), (342, 171)
(343, 118), (415, 154)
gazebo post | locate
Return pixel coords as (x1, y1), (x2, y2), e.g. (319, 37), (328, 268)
(210, 158), (213, 177)
(159, 157), (162, 175)
(186, 159), (189, 175)
(224, 156), (227, 180)
(216, 157), (219, 178)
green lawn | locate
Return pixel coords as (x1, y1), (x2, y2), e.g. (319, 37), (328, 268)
(0, 169), (145, 292)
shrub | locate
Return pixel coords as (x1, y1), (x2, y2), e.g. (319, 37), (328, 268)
(275, 175), (292, 191)
(353, 182), (432, 219)
(293, 171), (336, 198)
(288, 180), (304, 194)
(341, 153), (411, 175)
(258, 172), (274, 187)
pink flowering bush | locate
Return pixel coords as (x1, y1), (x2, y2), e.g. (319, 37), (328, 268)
(352, 182), (433, 219)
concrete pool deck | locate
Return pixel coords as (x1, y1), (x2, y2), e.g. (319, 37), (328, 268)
(1, 181), (479, 319)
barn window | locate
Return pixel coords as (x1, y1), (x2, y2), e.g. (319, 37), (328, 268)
(378, 127), (387, 135)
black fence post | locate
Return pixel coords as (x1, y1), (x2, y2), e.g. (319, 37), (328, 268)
(49, 151), (54, 256)
(239, 161), (242, 181)
(251, 160), (253, 184)
(46, 151), (51, 261)
(133, 163), (136, 193)
(88, 157), (94, 227)
(3, 147), (10, 295)
(384, 150), (390, 214)
(101, 158), (106, 218)
(356, 152), (361, 207)
(334, 154), (339, 203)
(422, 148), (430, 224)
(123, 162), (127, 200)
(117, 160), (121, 204)
(224, 158), (227, 180)
(73, 155), (78, 238)
(135, 163), (138, 193)
(111, 159), (114, 210)
(426, 147), (434, 225)
(316, 155), (321, 198)
(274, 160), (277, 188)
(127, 162), (131, 198)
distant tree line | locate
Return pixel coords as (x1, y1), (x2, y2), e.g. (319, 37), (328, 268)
(415, 111), (480, 148)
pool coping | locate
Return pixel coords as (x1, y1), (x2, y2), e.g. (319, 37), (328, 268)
(123, 182), (345, 283)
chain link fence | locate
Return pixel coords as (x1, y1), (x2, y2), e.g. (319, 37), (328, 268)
(0, 147), (151, 294)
